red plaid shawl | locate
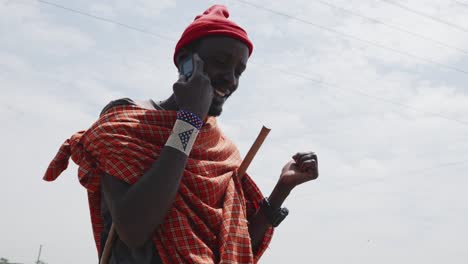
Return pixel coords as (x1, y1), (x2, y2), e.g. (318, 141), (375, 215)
(43, 105), (273, 263)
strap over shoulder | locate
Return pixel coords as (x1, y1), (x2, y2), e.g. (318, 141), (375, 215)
(100, 98), (136, 117)
(100, 98), (161, 117)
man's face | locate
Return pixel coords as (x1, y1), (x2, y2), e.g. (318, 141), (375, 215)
(195, 36), (249, 116)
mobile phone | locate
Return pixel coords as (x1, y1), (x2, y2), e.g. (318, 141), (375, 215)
(179, 55), (194, 79)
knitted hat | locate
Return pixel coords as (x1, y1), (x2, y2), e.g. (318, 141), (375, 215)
(173, 5), (253, 66)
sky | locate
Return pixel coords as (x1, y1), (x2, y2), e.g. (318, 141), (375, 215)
(1, 0), (468, 263)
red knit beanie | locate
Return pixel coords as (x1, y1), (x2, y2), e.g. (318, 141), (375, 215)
(173, 5), (253, 66)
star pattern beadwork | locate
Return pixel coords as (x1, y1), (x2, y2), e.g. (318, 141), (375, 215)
(178, 128), (194, 150)
(177, 110), (203, 130)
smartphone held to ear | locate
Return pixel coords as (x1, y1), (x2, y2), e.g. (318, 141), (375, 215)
(179, 55), (194, 79)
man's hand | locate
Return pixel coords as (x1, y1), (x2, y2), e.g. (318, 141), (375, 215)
(173, 53), (213, 120)
(279, 152), (319, 190)
(249, 152), (318, 248)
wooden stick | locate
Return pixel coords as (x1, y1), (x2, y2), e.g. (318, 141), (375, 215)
(100, 126), (271, 263)
(237, 126), (271, 179)
(100, 224), (117, 264)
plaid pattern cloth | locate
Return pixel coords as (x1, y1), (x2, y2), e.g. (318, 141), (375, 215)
(43, 104), (273, 263)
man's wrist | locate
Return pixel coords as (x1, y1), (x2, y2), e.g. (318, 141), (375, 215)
(260, 197), (289, 228)
(179, 107), (206, 121)
(177, 109), (203, 130)
(165, 111), (201, 156)
(268, 180), (292, 210)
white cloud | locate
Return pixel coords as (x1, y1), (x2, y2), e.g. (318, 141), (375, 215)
(2, 0), (468, 263)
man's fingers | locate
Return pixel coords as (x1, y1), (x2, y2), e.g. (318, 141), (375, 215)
(296, 169), (319, 181)
(176, 73), (188, 83)
(298, 152), (317, 163)
(293, 152), (309, 161)
(293, 152), (318, 173)
(298, 153), (312, 163)
(291, 152), (319, 181)
(303, 161), (319, 179)
(300, 159), (317, 171)
(173, 75), (188, 92)
(192, 53), (205, 77)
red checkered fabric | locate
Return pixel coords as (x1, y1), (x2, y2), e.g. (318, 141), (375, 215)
(43, 104), (273, 263)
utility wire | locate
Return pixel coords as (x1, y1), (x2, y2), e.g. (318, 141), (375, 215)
(313, 0), (468, 55)
(37, 0), (468, 77)
(34, 0), (468, 126)
(32, 0), (468, 204)
(37, 0), (176, 42)
(407, 158), (468, 174)
(296, 157), (468, 201)
(233, 0), (468, 76)
(254, 61), (468, 126)
(453, 0), (468, 8)
(379, 0), (468, 34)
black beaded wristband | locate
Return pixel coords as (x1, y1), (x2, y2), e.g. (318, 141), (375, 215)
(261, 197), (289, 227)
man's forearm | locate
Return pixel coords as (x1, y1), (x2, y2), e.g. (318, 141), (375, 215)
(102, 146), (188, 248)
(248, 181), (292, 252)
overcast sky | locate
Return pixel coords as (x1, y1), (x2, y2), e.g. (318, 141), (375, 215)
(1, 0), (468, 263)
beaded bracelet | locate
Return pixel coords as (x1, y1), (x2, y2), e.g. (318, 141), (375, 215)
(177, 110), (203, 130)
(165, 110), (202, 155)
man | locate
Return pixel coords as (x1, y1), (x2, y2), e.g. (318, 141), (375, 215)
(44, 5), (319, 264)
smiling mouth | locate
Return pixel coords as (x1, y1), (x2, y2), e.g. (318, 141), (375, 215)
(215, 89), (230, 98)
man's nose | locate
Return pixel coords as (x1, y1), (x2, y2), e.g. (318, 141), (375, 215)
(222, 71), (237, 89)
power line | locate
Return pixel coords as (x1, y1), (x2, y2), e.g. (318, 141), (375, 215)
(37, 0), (468, 76)
(313, 0), (468, 55)
(253, 61), (468, 126)
(30, 0), (468, 206)
(453, 0), (468, 8)
(36, 0), (176, 42)
(32, 0), (468, 126)
(379, 0), (468, 34)
(233, 0), (468, 76)
(295, 157), (468, 201)
(407, 158), (468, 174)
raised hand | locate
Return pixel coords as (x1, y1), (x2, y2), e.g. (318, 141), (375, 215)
(279, 152), (319, 189)
(172, 53), (214, 120)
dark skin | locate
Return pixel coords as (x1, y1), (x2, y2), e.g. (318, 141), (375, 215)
(101, 36), (319, 252)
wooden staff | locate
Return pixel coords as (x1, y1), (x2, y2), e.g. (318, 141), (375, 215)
(237, 126), (271, 179)
(100, 126), (271, 263)
(100, 224), (117, 264)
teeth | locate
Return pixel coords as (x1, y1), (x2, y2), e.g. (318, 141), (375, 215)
(215, 90), (226, 97)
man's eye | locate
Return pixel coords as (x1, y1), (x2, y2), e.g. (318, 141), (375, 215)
(216, 60), (226, 66)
